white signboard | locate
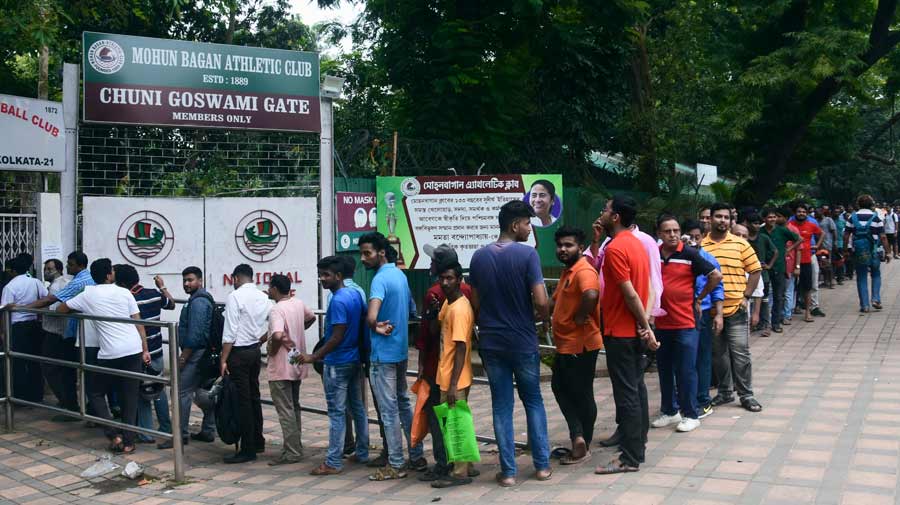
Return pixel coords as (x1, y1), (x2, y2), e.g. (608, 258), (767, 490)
(0, 93), (65, 172)
(696, 163), (717, 186)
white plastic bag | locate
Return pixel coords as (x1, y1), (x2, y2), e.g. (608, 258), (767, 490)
(121, 461), (143, 480)
(80, 455), (120, 478)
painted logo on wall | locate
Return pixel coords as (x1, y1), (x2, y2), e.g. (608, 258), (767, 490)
(117, 211), (174, 266)
(235, 210), (288, 262)
(87, 39), (125, 75)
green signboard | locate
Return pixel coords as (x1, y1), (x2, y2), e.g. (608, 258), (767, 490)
(82, 31), (320, 132)
(376, 174), (563, 269)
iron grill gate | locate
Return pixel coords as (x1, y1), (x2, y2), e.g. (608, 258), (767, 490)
(0, 213), (37, 268)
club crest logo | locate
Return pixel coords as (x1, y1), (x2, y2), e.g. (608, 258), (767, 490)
(117, 211), (174, 267)
(235, 210), (288, 262)
(87, 39), (125, 75)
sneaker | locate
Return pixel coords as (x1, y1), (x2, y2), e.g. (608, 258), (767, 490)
(650, 413), (682, 428)
(676, 418), (700, 433)
(698, 404), (714, 419)
(811, 307), (826, 317)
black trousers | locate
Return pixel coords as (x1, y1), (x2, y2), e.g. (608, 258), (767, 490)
(90, 353), (142, 445)
(227, 345), (264, 455)
(551, 349), (599, 444)
(605, 337), (648, 467)
(770, 272), (786, 327)
(42, 332), (78, 411)
(11, 321), (44, 403)
(424, 376), (449, 473)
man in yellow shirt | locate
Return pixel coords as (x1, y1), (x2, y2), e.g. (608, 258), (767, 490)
(431, 261), (476, 488)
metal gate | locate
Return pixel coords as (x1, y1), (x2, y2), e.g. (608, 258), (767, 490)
(0, 213), (37, 267)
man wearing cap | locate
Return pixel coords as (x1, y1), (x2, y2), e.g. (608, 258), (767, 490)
(415, 244), (473, 482)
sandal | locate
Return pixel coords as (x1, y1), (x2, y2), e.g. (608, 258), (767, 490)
(804, 316), (814, 323)
(431, 475), (473, 488)
(873, 302), (883, 310)
(495, 472), (516, 487)
(560, 451), (591, 465)
(368, 466), (407, 481)
(595, 459), (639, 475)
(310, 463), (342, 476)
(121, 445), (135, 455)
(109, 435), (124, 453)
(741, 398), (763, 412)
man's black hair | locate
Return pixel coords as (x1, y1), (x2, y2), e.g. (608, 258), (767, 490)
(656, 213), (679, 230)
(182, 266), (203, 278)
(89, 258), (113, 284)
(317, 255), (344, 276)
(610, 195), (638, 227)
(67, 251), (88, 268)
(358, 232), (390, 252)
(682, 219), (702, 233)
(385, 245), (399, 263)
(744, 211), (761, 224)
(762, 207), (778, 217)
(113, 264), (139, 289)
(437, 261), (463, 280)
(530, 179), (557, 199)
(269, 274), (291, 294)
(709, 202), (731, 216)
(44, 258), (63, 273)
(794, 201), (809, 212)
(554, 225), (586, 245)
(11, 253), (32, 275)
(498, 200), (535, 231)
(232, 263), (253, 279)
(339, 255), (356, 278)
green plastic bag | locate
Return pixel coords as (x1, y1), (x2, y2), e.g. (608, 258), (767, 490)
(433, 400), (481, 463)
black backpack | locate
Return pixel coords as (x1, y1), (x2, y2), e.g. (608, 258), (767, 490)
(190, 292), (225, 385)
(214, 375), (242, 446)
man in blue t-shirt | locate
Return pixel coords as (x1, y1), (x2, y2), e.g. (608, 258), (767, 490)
(358, 232), (424, 480)
(469, 200), (552, 486)
(300, 256), (369, 475)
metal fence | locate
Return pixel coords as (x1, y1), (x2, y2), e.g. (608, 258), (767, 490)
(0, 306), (185, 482)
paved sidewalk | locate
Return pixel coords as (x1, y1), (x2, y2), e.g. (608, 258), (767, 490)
(2, 265), (900, 504)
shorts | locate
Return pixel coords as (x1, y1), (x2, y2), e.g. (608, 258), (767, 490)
(799, 263), (813, 293)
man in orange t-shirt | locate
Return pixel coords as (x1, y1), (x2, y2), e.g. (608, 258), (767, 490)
(595, 196), (659, 476)
(550, 226), (601, 465)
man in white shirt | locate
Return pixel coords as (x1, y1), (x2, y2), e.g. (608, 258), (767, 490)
(40, 258), (78, 417)
(219, 263), (271, 463)
(1, 253), (48, 403)
(59, 258), (150, 454)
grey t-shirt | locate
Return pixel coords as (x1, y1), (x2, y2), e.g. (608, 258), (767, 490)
(819, 217), (837, 252)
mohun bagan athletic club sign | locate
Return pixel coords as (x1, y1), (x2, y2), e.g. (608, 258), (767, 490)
(235, 210), (288, 263)
(82, 32), (321, 132)
(117, 211), (175, 267)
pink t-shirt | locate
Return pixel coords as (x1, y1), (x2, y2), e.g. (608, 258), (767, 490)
(584, 225), (665, 317)
(267, 297), (315, 381)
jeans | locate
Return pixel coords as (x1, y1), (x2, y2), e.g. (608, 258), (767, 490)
(551, 349), (599, 444)
(227, 345), (264, 455)
(41, 332), (78, 411)
(324, 362), (369, 469)
(91, 353), (142, 446)
(604, 337), (649, 467)
(656, 328), (699, 419)
(270, 380), (303, 460)
(137, 353), (171, 441)
(178, 348), (216, 439)
(696, 310), (713, 407)
(424, 376), (449, 474)
(769, 272), (786, 327)
(480, 349), (550, 477)
(713, 308), (754, 400)
(370, 360), (423, 469)
(784, 274), (796, 321)
(10, 321), (44, 403)
(856, 260), (882, 309)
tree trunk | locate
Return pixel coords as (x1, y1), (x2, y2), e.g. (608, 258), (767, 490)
(737, 0), (900, 204)
(38, 45), (49, 99)
(628, 23), (658, 194)
(224, 1), (238, 44)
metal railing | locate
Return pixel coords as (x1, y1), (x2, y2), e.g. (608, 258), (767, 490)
(0, 306), (185, 482)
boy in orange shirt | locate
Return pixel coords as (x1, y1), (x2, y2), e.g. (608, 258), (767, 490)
(550, 226), (601, 465)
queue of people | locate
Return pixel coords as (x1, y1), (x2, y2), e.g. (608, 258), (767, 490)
(0, 191), (891, 486)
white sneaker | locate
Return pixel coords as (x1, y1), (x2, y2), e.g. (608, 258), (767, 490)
(650, 413), (682, 428)
(676, 418), (701, 433)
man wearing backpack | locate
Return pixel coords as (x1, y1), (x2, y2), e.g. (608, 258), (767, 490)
(155, 266), (217, 449)
(843, 195), (892, 313)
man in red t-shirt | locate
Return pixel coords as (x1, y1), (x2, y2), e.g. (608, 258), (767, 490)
(415, 244), (472, 481)
(595, 195), (659, 476)
(652, 215), (722, 434)
(792, 203), (824, 322)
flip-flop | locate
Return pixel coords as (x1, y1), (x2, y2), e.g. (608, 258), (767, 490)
(560, 451), (591, 465)
(595, 461), (639, 475)
(431, 475), (473, 488)
(804, 317), (814, 323)
(550, 447), (571, 460)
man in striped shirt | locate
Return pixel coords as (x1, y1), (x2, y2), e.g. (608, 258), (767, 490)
(114, 264), (175, 443)
(700, 203), (763, 413)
